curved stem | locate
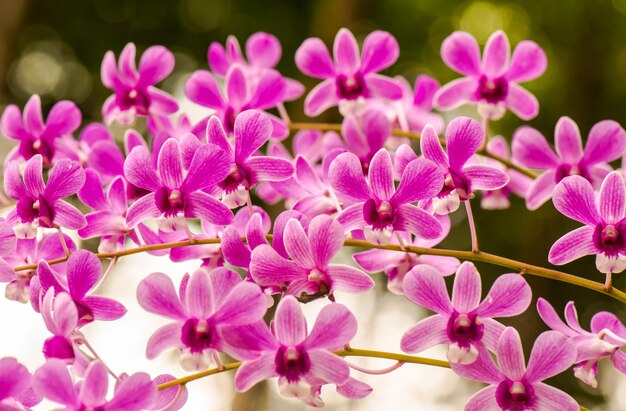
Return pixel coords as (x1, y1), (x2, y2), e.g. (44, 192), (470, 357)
(155, 347), (591, 411)
(464, 200), (479, 253)
(288, 122), (537, 179)
(13, 236), (626, 304)
(345, 359), (404, 375)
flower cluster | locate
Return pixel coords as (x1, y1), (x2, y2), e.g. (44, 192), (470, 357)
(0, 26), (624, 411)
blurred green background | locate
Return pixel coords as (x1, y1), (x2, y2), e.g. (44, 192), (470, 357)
(1, 0), (625, 408)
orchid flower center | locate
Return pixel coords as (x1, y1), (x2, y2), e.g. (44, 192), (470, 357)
(275, 345), (311, 383)
(32, 140), (41, 150)
(477, 75), (508, 103)
(220, 164), (251, 193)
(496, 379), (535, 409)
(168, 189), (183, 208)
(363, 199), (395, 230)
(308, 268), (325, 283)
(555, 163), (590, 183)
(155, 187), (186, 216)
(223, 106), (238, 133)
(16, 195), (54, 228)
(181, 318), (214, 353)
(440, 168), (471, 200)
(336, 72), (366, 100)
(446, 311), (484, 348)
(593, 223), (626, 256)
(118, 87), (151, 113)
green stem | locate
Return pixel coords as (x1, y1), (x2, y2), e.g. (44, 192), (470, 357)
(288, 122), (537, 179)
(14, 236), (625, 304)
(155, 347), (592, 411)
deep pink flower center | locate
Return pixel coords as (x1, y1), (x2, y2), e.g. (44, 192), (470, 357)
(117, 87), (151, 113)
(555, 163), (590, 183)
(363, 199), (395, 229)
(275, 345), (311, 383)
(16, 195), (55, 228)
(43, 335), (75, 361)
(20, 137), (54, 166)
(446, 311), (484, 348)
(336, 72), (366, 100)
(181, 318), (215, 353)
(496, 379), (535, 410)
(477, 75), (508, 103)
(593, 223), (626, 256)
(223, 106), (238, 134)
(219, 164), (251, 193)
(439, 169), (471, 200)
(155, 187), (186, 216)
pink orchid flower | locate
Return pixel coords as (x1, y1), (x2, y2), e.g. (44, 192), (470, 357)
(401, 262), (531, 364)
(513, 117), (626, 210)
(537, 298), (626, 387)
(434, 30), (547, 121)
(296, 28), (402, 116)
(451, 328), (578, 411)
(226, 296), (358, 404)
(101, 43), (178, 125)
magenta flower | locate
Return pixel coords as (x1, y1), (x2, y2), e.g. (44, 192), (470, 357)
(434, 30), (547, 121)
(250, 214), (374, 297)
(353, 216), (460, 294)
(0, 94), (81, 165)
(206, 111), (294, 208)
(41, 288), (78, 363)
(78, 171), (138, 253)
(0, 357), (41, 409)
(295, 28), (402, 116)
(537, 298), (626, 387)
(226, 296), (357, 402)
(55, 123), (113, 168)
(137, 267), (267, 370)
(34, 359), (157, 411)
(549, 171), (626, 279)
(101, 43), (178, 125)
(185, 64), (290, 138)
(401, 262), (531, 364)
(36, 250), (127, 325)
(124, 137), (233, 229)
(341, 108), (391, 167)
(3, 233), (75, 304)
(513, 117), (626, 210)
(329, 148), (444, 244)
(208, 32), (304, 101)
(480, 136), (532, 210)
(420, 118), (509, 214)
(222, 212), (270, 269)
(452, 328), (578, 411)
(5, 154), (86, 237)
(269, 155), (338, 217)
(392, 74), (444, 134)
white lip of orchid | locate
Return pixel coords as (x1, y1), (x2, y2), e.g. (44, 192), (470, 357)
(574, 360), (599, 388)
(179, 348), (213, 372)
(446, 342), (479, 365)
(364, 226), (394, 246)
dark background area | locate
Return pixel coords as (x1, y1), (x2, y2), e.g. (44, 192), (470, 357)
(0, 0), (625, 408)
